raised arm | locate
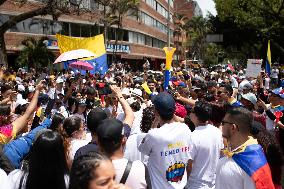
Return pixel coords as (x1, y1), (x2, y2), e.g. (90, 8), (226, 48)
(110, 85), (134, 127)
(12, 81), (44, 134)
(175, 92), (197, 107)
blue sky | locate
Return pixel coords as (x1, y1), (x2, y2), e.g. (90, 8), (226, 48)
(196, 0), (217, 17)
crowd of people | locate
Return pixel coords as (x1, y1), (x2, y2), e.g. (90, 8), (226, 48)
(0, 62), (283, 189)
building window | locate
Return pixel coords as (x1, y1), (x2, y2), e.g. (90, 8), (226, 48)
(70, 23), (80, 37)
(81, 24), (92, 37)
(137, 33), (145, 44)
(145, 36), (152, 46)
(61, 22), (70, 36)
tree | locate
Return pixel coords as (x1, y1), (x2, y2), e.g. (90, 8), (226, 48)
(203, 43), (224, 66)
(186, 16), (210, 61)
(0, 0), (86, 66)
(16, 37), (55, 69)
(214, 0), (284, 54)
(173, 13), (189, 61)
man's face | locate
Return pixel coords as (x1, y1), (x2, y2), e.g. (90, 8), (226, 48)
(148, 82), (156, 91)
(2, 89), (12, 99)
(221, 114), (236, 139)
(269, 94), (283, 105)
(56, 82), (63, 89)
(217, 87), (229, 102)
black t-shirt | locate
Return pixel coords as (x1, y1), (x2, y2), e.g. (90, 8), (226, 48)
(74, 141), (99, 160)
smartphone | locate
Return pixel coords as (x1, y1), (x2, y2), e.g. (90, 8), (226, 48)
(35, 73), (47, 85)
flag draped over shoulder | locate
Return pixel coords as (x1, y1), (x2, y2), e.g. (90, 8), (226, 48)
(224, 137), (275, 189)
(56, 34), (108, 76)
(266, 40), (272, 76)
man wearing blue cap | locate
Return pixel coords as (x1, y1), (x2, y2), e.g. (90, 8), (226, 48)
(138, 92), (192, 189)
(258, 87), (284, 151)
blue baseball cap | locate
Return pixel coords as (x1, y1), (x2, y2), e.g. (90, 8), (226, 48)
(272, 87), (284, 98)
(152, 92), (176, 117)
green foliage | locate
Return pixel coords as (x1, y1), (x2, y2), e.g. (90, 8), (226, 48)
(203, 43), (224, 66)
(16, 37), (55, 69)
(214, 0), (284, 54)
(186, 16), (210, 60)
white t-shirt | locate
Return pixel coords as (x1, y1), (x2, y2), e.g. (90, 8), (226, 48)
(112, 158), (147, 189)
(124, 133), (148, 164)
(0, 169), (10, 189)
(215, 157), (256, 189)
(265, 105), (276, 131)
(69, 138), (90, 161)
(7, 169), (69, 189)
(265, 77), (270, 89)
(230, 76), (239, 88)
(47, 88), (65, 99)
(271, 69), (279, 79)
(139, 122), (192, 189)
(185, 124), (223, 189)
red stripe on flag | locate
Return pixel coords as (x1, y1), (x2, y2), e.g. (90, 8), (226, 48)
(251, 163), (275, 189)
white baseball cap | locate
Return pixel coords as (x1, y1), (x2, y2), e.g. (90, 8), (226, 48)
(56, 78), (64, 84)
(241, 93), (257, 105)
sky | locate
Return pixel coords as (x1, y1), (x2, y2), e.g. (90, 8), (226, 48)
(196, 0), (217, 17)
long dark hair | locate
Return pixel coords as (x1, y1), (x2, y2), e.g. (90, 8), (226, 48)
(253, 130), (283, 185)
(140, 106), (155, 133)
(69, 152), (111, 189)
(50, 113), (65, 132)
(0, 105), (11, 126)
(24, 131), (68, 189)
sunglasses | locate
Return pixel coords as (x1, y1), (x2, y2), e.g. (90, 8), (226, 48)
(221, 120), (235, 125)
(221, 120), (239, 131)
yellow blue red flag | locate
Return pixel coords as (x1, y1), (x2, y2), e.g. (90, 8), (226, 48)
(56, 34), (107, 76)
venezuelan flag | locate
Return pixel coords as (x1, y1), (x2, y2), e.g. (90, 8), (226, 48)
(232, 144), (275, 189)
(266, 40), (272, 76)
(56, 34), (108, 76)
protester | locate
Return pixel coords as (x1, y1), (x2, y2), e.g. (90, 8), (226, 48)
(185, 101), (223, 189)
(69, 152), (130, 189)
(0, 58), (282, 189)
(138, 92), (192, 189)
(7, 130), (69, 189)
(74, 108), (107, 159)
(97, 118), (150, 189)
(62, 116), (89, 166)
(216, 107), (274, 189)
(0, 81), (44, 144)
(124, 106), (155, 162)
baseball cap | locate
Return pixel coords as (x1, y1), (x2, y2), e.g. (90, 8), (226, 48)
(241, 83), (253, 91)
(56, 78), (64, 84)
(17, 84), (25, 92)
(175, 102), (187, 118)
(28, 86), (35, 93)
(15, 98), (29, 108)
(78, 99), (87, 106)
(96, 118), (124, 144)
(271, 87), (284, 98)
(152, 92), (176, 117)
(241, 93), (257, 105)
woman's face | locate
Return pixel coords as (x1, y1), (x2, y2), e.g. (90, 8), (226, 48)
(78, 105), (86, 113)
(89, 160), (116, 189)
